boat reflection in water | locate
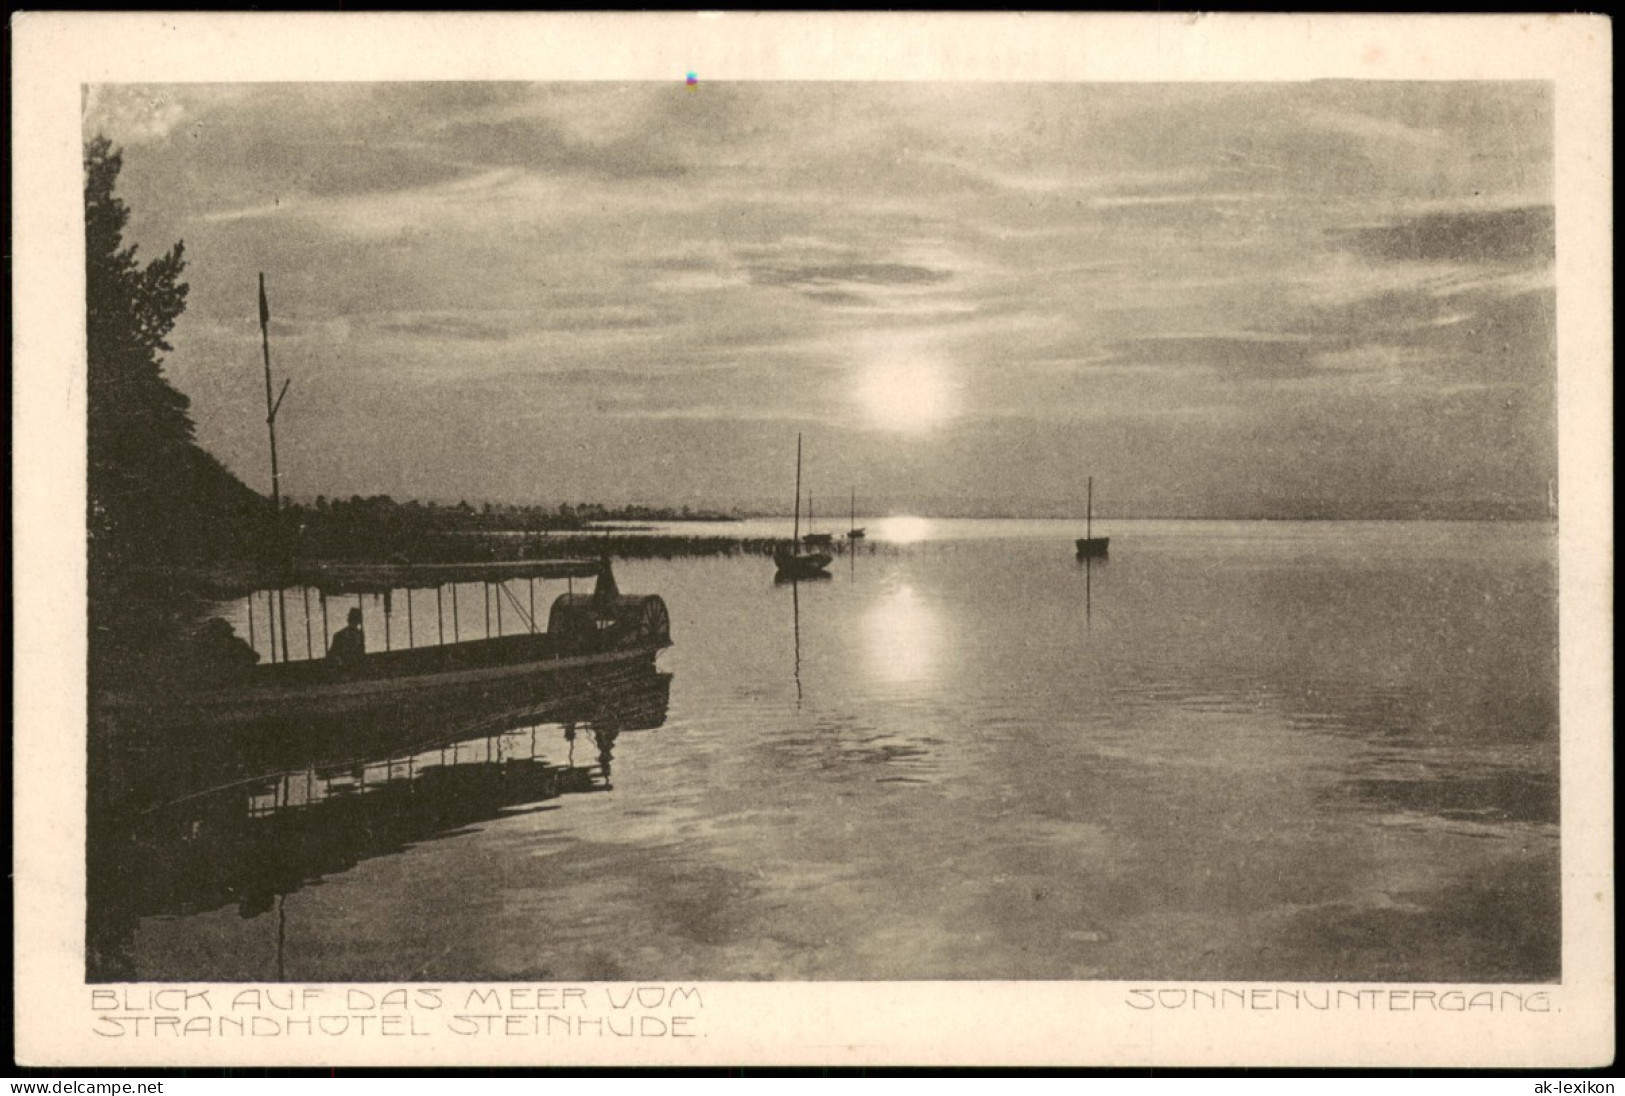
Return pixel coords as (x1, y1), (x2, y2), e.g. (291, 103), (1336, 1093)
(1076, 552), (1106, 631)
(86, 662), (672, 982)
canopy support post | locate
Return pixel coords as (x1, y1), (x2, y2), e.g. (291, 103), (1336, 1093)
(267, 592), (278, 664)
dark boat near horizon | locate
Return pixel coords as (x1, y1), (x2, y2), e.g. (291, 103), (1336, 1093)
(801, 492), (835, 549)
(98, 558), (671, 730)
(774, 434), (833, 579)
(1076, 477), (1109, 558)
(847, 488), (866, 540)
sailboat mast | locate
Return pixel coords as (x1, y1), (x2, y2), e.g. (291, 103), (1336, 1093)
(1087, 477), (1094, 540)
(851, 488), (856, 529)
(259, 273), (291, 664)
(793, 434), (803, 545)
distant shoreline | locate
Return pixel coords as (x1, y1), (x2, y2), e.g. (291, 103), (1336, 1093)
(588, 514), (1559, 524)
(284, 501), (1553, 525)
(182, 515), (1555, 599)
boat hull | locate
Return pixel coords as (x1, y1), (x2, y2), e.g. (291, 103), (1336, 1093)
(100, 635), (669, 731)
(774, 551), (833, 579)
(1075, 537), (1110, 558)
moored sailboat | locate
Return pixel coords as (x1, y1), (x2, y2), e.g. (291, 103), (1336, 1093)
(1076, 477), (1110, 558)
(802, 492), (835, 549)
(774, 435), (833, 578)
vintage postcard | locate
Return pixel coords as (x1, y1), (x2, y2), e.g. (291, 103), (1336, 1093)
(11, 12), (1613, 1068)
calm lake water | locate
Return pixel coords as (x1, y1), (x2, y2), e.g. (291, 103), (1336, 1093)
(88, 519), (1560, 983)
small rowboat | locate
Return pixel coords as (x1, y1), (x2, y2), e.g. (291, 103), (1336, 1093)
(99, 558), (670, 729)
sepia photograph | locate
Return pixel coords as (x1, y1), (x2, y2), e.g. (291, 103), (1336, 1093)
(13, 12), (1613, 1069)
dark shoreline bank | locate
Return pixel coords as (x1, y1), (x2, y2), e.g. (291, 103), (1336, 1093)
(189, 532), (884, 599)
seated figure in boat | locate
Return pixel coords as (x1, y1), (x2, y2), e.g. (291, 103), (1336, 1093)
(190, 618), (260, 683)
(327, 607), (367, 669)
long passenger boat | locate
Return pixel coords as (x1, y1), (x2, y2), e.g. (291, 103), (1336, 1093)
(99, 558), (671, 729)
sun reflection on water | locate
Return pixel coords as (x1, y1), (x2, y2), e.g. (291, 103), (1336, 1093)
(872, 515), (934, 544)
(863, 582), (942, 686)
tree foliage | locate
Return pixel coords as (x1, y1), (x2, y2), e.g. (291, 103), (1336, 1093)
(86, 135), (195, 565)
(86, 136), (273, 681)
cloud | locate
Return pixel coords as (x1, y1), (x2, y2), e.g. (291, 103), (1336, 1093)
(1296, 105), (1449, 151)
(280, 143), (471, 198)
(1106, 334), (1326, 380)
(373, 315), (517, 342)
(813, 263), (947, 287)
(1392, 287), (1556, 384)
(736, 249), (966, 312)
(1338, 206), (1555, 266)
(802, 290), (871, 307)
(1082, 192), (1260, 210)
(1286, 279), (1554, 372)
(433, 116), (689, 179)
(751, 262), (952, 290)
(84, 85), (191, 143)
(103, 81), (1557, 516)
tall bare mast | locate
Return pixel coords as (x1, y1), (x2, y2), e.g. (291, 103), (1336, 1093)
(1087, 476), (1094, 540)
(259, 273), (292, 663)
(793, 433), (803, 546)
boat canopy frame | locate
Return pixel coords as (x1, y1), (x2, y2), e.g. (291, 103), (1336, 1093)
(238, 558), (617, 662)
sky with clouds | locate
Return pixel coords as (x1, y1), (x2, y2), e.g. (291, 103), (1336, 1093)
(85, 81), (1554, 518)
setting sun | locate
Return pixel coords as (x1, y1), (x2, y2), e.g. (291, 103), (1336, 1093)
(855, 358), (957, 434)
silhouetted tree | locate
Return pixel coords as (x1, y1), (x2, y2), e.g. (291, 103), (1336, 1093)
(86, 136), (193, 560)
(86, 135), (271, 684)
